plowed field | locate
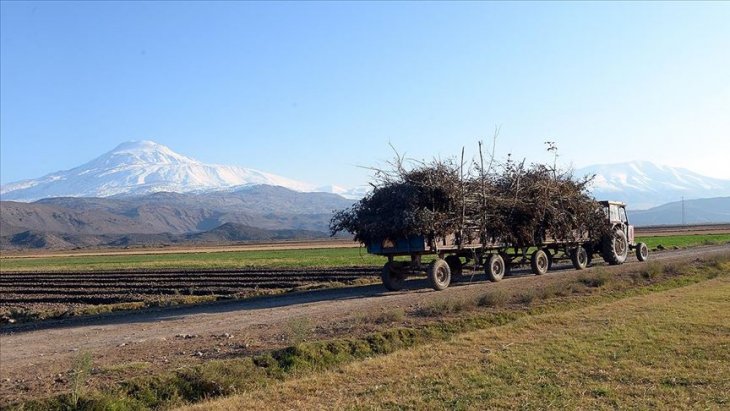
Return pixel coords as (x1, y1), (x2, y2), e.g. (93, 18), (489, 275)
(0, 268), (377, 321)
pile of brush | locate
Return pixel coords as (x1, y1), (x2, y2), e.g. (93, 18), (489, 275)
(330, 146), (608, 247)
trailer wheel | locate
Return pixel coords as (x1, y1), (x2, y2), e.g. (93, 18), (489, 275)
(445, 255), (463, 281)
(571, 246), (588, 270)
(636, 242), (649, 262)
(543, 248), (553, 270)
(485, 254), (506, 282)
(531, 249), (549, 275)
(585, 245), (594, 266)
(602, 228), (628, 265)
(499, 252), (512, 276)
(427, 259), (451, 291)
(381, 261), (407, 291)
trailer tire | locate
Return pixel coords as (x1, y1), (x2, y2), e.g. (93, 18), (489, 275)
(485, 254), (506, 282)
(427, 259), (451, 291)
(543, 248), (553, 270)
(636, 242), (649, 262)
(571, 246), (588, 270)
(381, 262), (407, 291)
(585, 245), (594, 266)
(499, 252), (512, 276)
(602, 228), (628, 265)
(445, 255), (463, 280)
(531, 249), (549, 275)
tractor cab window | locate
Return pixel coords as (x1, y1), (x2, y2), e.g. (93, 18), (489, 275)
(619, 207), (628, 224)
(609, 204), (620, 222)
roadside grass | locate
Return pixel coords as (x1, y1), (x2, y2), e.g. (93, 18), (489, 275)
(1, 233), (727, 273)
(198, 272), (729, 410)
(8, 254), (729, 411)
(637, 233), (730, 250)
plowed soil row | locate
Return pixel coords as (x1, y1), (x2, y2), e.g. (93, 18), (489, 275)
(0, 267), (377, 318)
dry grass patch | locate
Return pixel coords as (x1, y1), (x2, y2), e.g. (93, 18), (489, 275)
(188, 276), (730, 410)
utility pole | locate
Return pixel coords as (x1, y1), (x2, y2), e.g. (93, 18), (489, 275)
(681, 196), (686, 226)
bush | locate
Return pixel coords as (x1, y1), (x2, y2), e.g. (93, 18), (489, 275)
(642, 262), (663, 279)
(478, 289), (510, 308)
(578, 270), (611, 288)
(416, 298), (475, 317)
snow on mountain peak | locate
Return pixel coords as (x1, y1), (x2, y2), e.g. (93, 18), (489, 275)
(575, 161), (730, 209)
(94, 140), (200, 167)
(0, 140), (320, 201)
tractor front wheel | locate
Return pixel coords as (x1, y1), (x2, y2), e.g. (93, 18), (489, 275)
(636, 242), (649, 262)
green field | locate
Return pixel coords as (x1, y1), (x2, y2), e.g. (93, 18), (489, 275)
(0, 233), (728, 272)
(639, 233), (730, 249)
(0, 247), (384, 272)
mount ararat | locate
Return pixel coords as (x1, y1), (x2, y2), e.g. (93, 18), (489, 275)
(0, 140), (366, 201)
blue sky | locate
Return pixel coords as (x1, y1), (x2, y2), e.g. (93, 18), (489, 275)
(1, 1), (729, 187)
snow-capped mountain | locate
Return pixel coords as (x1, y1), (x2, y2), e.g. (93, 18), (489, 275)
(1, 141), (321, 202)
(575, 161), (730, 210)
(315, 184), (372, 200)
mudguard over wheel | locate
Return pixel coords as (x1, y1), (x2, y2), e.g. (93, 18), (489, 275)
(530, 249), (549, 275)
(602, 228), (628, 265)
(636, 242), (649, 262)
(571, 246), (588, 270)
(445, 255), (463, 280)
(381, 261), (407, 291)
(485, 254), (506, 282)
(427, 258), (451, 291)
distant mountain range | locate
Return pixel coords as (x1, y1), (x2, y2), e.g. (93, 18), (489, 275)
(576, 161), (730, 210)
(2, 140), (729, 250)
(628, 197), (730, 226)
(0, 140), (367, 201)
(2, 141), (728, 209)
(0, 185), (353, 250)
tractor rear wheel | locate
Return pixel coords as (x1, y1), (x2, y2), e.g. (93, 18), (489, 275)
(602, 228), (628, 265)
(427, 259), (451, 291)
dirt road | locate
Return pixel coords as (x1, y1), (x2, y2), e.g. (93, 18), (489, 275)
(1, 244), (728, 404)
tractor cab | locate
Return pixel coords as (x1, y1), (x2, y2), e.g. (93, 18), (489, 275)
(600, 200), (634, 244)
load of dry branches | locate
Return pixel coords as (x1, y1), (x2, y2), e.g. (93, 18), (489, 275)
(330, 144), (608, 247)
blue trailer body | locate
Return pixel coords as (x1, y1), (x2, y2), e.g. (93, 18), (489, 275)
(366, 235), (428, 255)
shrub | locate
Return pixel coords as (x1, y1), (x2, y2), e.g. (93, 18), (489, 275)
(478, 289), (510, 308)
(578, 270), (611, 288)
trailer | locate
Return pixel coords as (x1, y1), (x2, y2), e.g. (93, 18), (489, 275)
(368, 200), (649, 291)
